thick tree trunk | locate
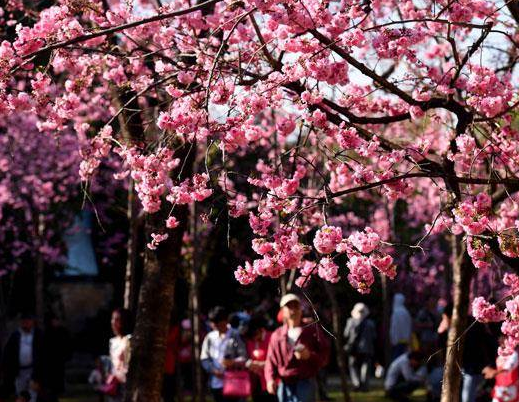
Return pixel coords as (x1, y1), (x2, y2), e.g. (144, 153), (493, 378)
(440, 235), (474, 402)
(124, 208), (188, 402)
(124, 136), (194, 402)
(324, 283), (352, 402)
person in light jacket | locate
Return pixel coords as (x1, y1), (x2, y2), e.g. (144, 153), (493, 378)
(389, 294), (412, 361)
(200, 306), (247, 402)
(385, 351), (426, 402)
(343, 303), (376, 392)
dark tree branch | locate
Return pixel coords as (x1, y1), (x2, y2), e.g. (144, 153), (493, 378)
(19, 0), (224, 62)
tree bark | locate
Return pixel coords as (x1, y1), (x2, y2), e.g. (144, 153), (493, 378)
(440, 235), (474, 402)
(124, 207), (188, 402)
(124, 137), (194, 402)
(324, 283), (352, 402)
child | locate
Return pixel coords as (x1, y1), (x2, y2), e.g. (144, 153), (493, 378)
(89, 356), (107, 402)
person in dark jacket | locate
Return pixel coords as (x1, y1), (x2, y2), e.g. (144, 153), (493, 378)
(1, 313), (45, 400)
(343, 303), (376, 392)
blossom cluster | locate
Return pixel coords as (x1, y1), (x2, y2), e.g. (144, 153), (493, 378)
(79, 126), (113, 181)
(236, 224), (395, 293)
(452, 193), (491, 235)
(473, 274), (519, 355)
(116, 146), (179, 214)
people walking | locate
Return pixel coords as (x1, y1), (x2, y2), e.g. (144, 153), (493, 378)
(389, 294), (412, 361)
(343, 303), (376, 392)
(200, 306), (247, 402)
(265, 293), (330, 402)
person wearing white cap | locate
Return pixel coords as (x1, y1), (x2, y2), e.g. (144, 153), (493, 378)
(265, 294), (330, 402)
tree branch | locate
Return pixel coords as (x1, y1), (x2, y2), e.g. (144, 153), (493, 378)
(19, 0), (224, 61)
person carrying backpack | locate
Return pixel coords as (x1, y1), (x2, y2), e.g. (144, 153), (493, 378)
(343, 303), (376, 392)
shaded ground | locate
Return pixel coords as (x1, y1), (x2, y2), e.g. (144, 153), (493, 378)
(58, 381), (427, 402)
(55, 356), (427, 402)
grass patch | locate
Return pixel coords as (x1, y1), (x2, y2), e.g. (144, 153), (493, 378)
(329, 388), (426, 401)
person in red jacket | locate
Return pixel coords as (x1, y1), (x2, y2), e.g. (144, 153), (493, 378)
(265, 294), (330, 402)
(163, 313), (180, 402)
(245, 315), (275, 402)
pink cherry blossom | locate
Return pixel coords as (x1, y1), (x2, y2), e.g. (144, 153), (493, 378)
(313, 225), (342, 254)
(347, 255), (374, 294)
(348, 227), (380, 254)
(472, 297), (506, 323)
(317, 257), (340, 283)
(166, 216), (179, 229)
(370, 254), (396, 279)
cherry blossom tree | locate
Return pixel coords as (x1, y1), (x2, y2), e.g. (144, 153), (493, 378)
(0, 112), (80, 324)
(0, 109), (127, 323)
(3, 0), (519, 401)
(0, 114), (79, 274)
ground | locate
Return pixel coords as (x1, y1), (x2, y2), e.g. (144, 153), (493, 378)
(57, 384), (427, 402)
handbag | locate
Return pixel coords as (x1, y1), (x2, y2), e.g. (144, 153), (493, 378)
(222, 370), (251, 398)
(100, 374), (120, 396)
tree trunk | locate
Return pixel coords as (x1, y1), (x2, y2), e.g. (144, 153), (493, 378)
(189, 204), (205, 402)
(324, 283), (352, 402)
(124, 209), (187, 402)
(114, 84), (145, 314)
(123, 179), (141, 314)
(124, 136), (194, 402)
(35, 213), (45, 328)
(380, 274), (391, 368)
(440, 235), (474, 402)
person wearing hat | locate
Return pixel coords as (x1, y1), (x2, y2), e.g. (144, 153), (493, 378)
(265, 294), (330, 402)
(343, 303), (376, 392)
